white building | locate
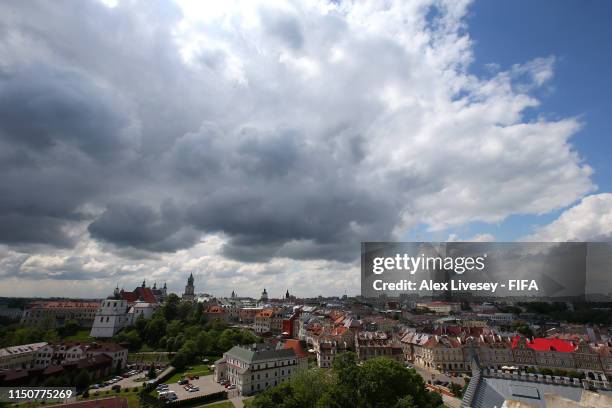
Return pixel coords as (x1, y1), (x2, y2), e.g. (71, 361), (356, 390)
(214, 341), (308, 396)
(90, 295), (130, 338)
(90, 285), (160, 338)
(0, 342), (47, 370)
(477, 313), (516, 324)
(128, 302), (158, 322)
(416, 301), (461, 314)
(34, 342), (128, 370)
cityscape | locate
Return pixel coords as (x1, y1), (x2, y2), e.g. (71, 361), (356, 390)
(1, 0), (612, 408)
(2, 274), (612, 407)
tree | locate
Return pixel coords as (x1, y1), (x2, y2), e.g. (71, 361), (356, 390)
(332, 352), (359, 390)
(177, 302), (194, 322)
(288, 370), (331, 408)
(114, 329), (142, 351)
(251, 356), (442, 408)
(206, 318), (229, 333)
(358, 358), (429, 408)
(166, 320), (183, 338)
(74, 370), (91, 391)
(44, 376), (60, 387)
(145, 317), (166, 347)
(251, 372), (330, 408)
(58, 319), (80, 337)
(449, 382), (463, 398)
(163, 294), (180, 321)
(134, 314), (147, 337)
(171, 351), (188, 370)
(394, 396), (417, 408)
(147, 364), (157, 379)
(196, 331), (212, 355)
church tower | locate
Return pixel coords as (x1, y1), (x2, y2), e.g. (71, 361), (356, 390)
(260, 288), (268, 302)
(182, 273), (196, 302)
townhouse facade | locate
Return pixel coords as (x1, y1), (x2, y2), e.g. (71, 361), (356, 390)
(401, 333), (611, 380)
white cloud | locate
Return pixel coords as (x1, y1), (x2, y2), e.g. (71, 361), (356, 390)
(525, 194), (612, 241)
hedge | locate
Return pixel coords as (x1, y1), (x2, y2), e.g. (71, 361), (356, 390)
(168, 390), (227, 407)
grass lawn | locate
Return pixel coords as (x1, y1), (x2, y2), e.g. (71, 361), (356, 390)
(196, 402), (235, 408)
(242, 397), (254, 407)
(63, 329), (94, 342)
(166, 363), (213, 383)
(80, 389), (141, 408)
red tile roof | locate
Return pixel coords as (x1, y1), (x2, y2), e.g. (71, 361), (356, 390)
(205, 306), (225, 314)
(282, 339), (308, 358)
(121, 287), (158, 304)
(512, 336), (577, 352)
(256, 309), (275, 318)
(30, 301), (100, 309)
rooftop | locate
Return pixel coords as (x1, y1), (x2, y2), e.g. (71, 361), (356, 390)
(225, 343), (297, 363)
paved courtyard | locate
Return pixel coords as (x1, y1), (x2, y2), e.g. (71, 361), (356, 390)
(160, 374), (226, 401)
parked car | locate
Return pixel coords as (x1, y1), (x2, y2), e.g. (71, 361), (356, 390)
(189, 386), (199, 392)
(178, 378), (189, 385)
(228, 385), (235, 390)
(160, 391), (178, 401)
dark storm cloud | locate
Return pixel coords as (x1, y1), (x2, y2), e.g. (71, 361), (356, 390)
(0, 215), (74, 247)
(186, 183), (398, 262)
(0, 66), (132, 160)
(0, 64), (134, 247)
(88, 202), (201, 252)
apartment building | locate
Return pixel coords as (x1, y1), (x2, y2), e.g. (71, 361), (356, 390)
(21, 301), (100, 329)
(315, 339), (350, 368)
(34, 342), (128, 371)
(355, 332), (403, 362)
(0, 342), (47, 370)
(254, 309), (284, 334)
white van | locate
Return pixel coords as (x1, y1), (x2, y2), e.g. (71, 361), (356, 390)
(158, 390), (177, 401)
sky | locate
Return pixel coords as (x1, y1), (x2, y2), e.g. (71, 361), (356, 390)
(0, 0), (611, 299)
